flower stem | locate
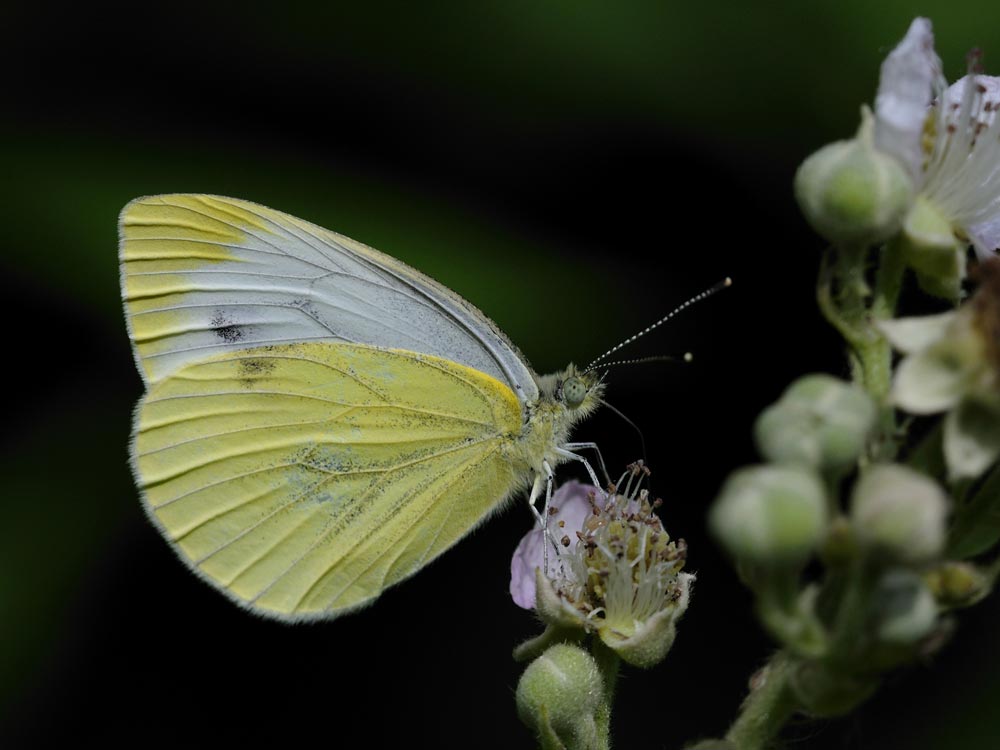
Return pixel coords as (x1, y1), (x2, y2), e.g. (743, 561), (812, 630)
(590, 639), (620, 750)
(818, 243), (898, 459)
(514, 625), (585, 663)
(724, 653), (799, 750)
(872, 238), (906, 321)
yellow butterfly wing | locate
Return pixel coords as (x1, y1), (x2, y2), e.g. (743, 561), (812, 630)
(133, 342), (523, 620)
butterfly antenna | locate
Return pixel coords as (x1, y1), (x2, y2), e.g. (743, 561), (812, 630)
(584, 277), (732, 372)
(593, 354), (693, 373)
(600, 398), (648, 469)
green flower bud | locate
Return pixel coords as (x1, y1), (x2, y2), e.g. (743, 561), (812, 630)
(900, 195), (965, 301)
(924, 561), (990, 608)
(794, 109), (913, 245)
(850, 464), (949, 563)
(755, 374), (876, 474)
(710, 465), (828, 566)
(516, 644), (604, 749)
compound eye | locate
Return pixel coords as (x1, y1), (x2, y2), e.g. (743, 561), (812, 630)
(562, 376), (588, 409)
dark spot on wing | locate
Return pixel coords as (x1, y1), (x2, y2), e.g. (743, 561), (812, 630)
(240, 358), (277, 377)
(211, 310), (245, 344)
(237, 356), (277, 389)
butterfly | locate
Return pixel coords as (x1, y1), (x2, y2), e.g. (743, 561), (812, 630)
(120, 194), (607, 621)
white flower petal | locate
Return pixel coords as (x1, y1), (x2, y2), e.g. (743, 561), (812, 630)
(874, 18), (944, 182)
(924, 74), (1000, 238)
(944, 397), (1000, 480)
(943, 75), (1000, 128)
(878, 311), (957, 353)
(892, 345), (967, 414)
(968, 215), (1000, 259)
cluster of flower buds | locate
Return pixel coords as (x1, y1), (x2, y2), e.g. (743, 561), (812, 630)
(710, 371), (957, 714)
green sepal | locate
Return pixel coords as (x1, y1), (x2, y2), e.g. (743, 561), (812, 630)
(534, 567), (587, 630)
(599, 606), (677, 669)
(899, 196), (966, 302)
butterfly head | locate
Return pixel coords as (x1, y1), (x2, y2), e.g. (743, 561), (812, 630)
(549, 365), (604, 419)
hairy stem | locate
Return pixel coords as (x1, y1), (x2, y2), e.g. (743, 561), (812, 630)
(590, 639), (620, 749)
(725, 653), (799, 750)
(818, 243), (898, 459)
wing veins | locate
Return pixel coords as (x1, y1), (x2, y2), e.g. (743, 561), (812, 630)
(309, 444), (499, 612)
(197, 435), (498, 570)
(142, 335), (355, 361)
(140, 411), (488, 458)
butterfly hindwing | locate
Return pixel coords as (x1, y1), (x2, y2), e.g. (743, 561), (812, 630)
(132, 342), (523, 620)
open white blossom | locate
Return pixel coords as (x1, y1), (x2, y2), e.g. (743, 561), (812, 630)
(875, 18), (1000, 261)
(881, 260), (1000, 479)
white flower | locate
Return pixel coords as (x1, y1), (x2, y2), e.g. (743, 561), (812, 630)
(510, 468), (692, 668)
(880, 260), (1000, 479)
(875, 18), (1000, 261)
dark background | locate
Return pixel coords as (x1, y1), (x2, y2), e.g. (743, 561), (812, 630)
(4, 2), (1000, 747)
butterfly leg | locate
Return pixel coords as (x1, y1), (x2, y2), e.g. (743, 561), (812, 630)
(540, 460), (558, 570)
(527, 469), (560, 566)
(560, 442), (611, 487)
(527, 472), (547, 528)
(554, 446), (606, 497)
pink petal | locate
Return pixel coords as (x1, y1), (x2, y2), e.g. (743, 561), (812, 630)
(509, 480), (601, 609)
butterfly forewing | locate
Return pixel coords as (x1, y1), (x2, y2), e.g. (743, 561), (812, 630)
(132, 342), (522, 619)
(120, 194), (538, 401)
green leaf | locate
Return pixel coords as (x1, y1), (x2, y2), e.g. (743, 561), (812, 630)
(904, 420), (945, 482)
(947, 464), (1000, 558)
(944, 398), (1000, 481)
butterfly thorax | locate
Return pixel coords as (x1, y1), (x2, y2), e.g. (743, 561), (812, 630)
(505, 365), (604, 476)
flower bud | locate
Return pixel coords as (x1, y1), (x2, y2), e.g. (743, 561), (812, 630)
(710, 465), (828, 566)
(794, 110), (913, 245)
(924, 561), (989, 608)
(872, 569), (938, 646)
(900, 196), (965, 300)
(516, 644), (604, 749)
(850, 464), (949, 563)
(755, 374), (876, 474)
